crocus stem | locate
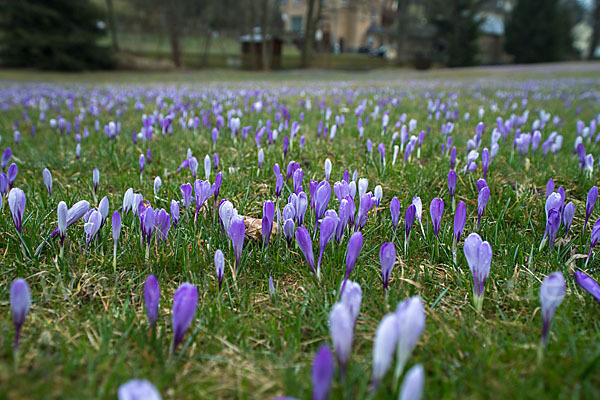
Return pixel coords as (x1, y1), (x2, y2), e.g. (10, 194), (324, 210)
(537, 340), (544, 366)
(393, 352), (408, 392)
(473, 292), (484, 313)
(452, 237), (457, 264)
(113, 244), (117, 273)
(145, 245), (149, 262)
(452, 196), (456, 212)
(59, 244), (64, 259)
(586, 247), (592, 267)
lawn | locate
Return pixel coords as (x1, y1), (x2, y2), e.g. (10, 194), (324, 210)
(0, 64), (599, 399)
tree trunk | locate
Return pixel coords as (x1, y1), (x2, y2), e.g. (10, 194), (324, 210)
(301, 0), (317, 68)
(167, 7), (182, 68)
(105, 0), (119, 51)
(589, 0), (600, 60)
(261, 0), (271, 71)
(201, 30), (212, 68)
(395, 0), (408, 65)
(249, 0), (258, 70)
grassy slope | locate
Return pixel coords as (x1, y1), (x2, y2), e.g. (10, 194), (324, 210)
(0, 65), (599, 399)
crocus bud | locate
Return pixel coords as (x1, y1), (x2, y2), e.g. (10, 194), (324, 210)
(477, 186), (490, 229)
(329, 302), (354, 378)
(372, 313), (399, 387)
(92, 168), (99, 193)
(189, 157), (198, 179)
(43, 168), (52, 196)
(99, 196), (109, 222)
(447, 170), (457, 208)
(390, 197), (400, 233)
(311, 345), (334, 400)
(380, 242), (396, 291)
(317, 216), (337, 279)
(170, 200), (180, 226)
(8, 187), (26, 233)
(405, 204), (416, 252)
(563, 202), (575, 235)
(429, 198), (444, 238)
(464, 233), (492, 312)
(324, 158), (332, 181)
(585, 186), (598, 232)
(340, 280), (362, 325)
(57, 201), (68, 240)
(154, 176), (162, 197)
(204, 154), (211, 180)
(394, 296), (425, 380)
(342, 231), (363, 294)
(118, 379), (161, 400)
(171, 282), (198, 350)
(215, 249), (225, 291)
(399, 364), (425, 400)
(229, 215), (245, 272)
(574, 270), (600, 304)
(295, 225), (316, 276)
(284, 218), (295, 247)
(10, 278), (30, 352)
(144, 275), (160, 328)
(139, 155), (145, 176)
(2, 147), (11, 171)
(482, 147), (490, 179)
(262, 200), (275, 248)
(539, 272), (565, 346)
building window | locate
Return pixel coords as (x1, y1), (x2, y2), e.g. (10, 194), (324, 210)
(280, 0), (287, 5)
(291, 15), (303, 33)
(294, 0), (302, 5)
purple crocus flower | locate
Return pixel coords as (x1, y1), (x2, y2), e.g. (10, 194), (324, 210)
(405, 204), (416, 253)
(155, 209), (171, 242)
(215, 249), (225, 291)
(377, 143), (386, 165)
(283, 218), (295, 247)
(341, 231), (363, 294)
(340, 280), (362, 326)
(317, 216), (337, 279)
(139, 154), (145, 177)
(2, 147), (12, 171)
(399, 364), (425, 400)
(0, 173), (7, 196)
(213, 153), (219, 170)
(293, 168), (303, 194)
(539, 272), (565, 346)
(477, 186), (490, 229)
(57, 201), (67, 252)
(587, 219), (600, 265)
(8, 187), (26, 234)
(144, 274), (160, 328)
(275, 174), (283, 198)
(584, 186), (598, 233)
(189, 157), (198, 179)
(93, 168), (99, 194)
(194, 179), (213, 221)
(283, 136), (289, 158)
(546, 178), (555, 199)
(314, 181), (332, 224)
(430, 198), (444, 238)
(171, 282), (198, 351)
(295, 225), (316, 277)
(482, 147), (490, 179)
(563, 202), (575, 235)
(84, 209), (102, 248)
(180, 183), (193, 209)
(476, 178), (487, 193)
(10, 278), (30, 352)
(43, 168), (52, 196)
(450, 146), (456, 169)
(311, 345), (334, 400)
(452, 200), (466, 263)
(262, 200), (275, 247)
(50, 200), (90, 238)
(372, 313), (399, 387)
(118, 379), (161, 400)
(7, 163), (17, 187)
(170, 200), (180, 226)
(390, 196), (400, 233)
(574, 270), (600, 304)
(394, 296), (425, 380)
(448, 170), (457, 210)
(229, 215), (245, 273)
(380, 242), (396, 291)
(464, 233), (492, 312)
(329, 302), (354, 379)
(355, 193), (375, 231)
(324, 158), (332, 181)
(112, 210), (121, 268)
(212, 172), (223, 209)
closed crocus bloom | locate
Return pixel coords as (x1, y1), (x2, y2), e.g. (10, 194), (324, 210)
(93, 168), (99, 193)
(372, 313), (399, 387)
(212, 172), (222, 207)
(155, 209), (171, 242)
(10, 278), (30, 352)
(563, 202), (575, 235)
(262, 200), (275, 247)
(8, 187), (26, 233)
(452, 200), (466, 263)
(293, 168), (303, 194)
(112, 210), (121, 263)
(171, 282), (198, 351)
(215, 249), (225, 291)
(399, 364), (425, 400)
(464, 233), (492, 312)
(380, 242), (396, 291)
(189, 157), (198, 179)
(429, 198), (444, 238)
(84, 209), (102, 248)
(477, 186), (490, 229)
(170, 200), (180, 226)
(324, 158), (332, 181)
(450, 146), (456, 169)
(314, 182), (331, 222)
(539, 272), (565, 346)
(153, 176), (162, 197)
(311, 345), (334, 400)
(546, 209), (561, 250)
(0, 173), (7, 196)
(2, 147), (11, 171)
(229, 215), (245, 273)
(123, 188), (134, 214)
(574, 271), (600, 303)
(180, 184), (192, 208)
(295, 225), (316, 276)
(340, 280), (362, 325)
(394, 296), (426, 380)
(342, 231), (363, 294)
(57, 201), (68, 241)
(355, 193), (375, 231)
(404, 204), (416, 253)
(283, 218), (295, 247)
(358, 178), (368, 199)
(139, 155), (145, 176)
(219, 200), (235, 234)
(329, 302), (354, 378)
(412, 197), (422, 223)
(275, 174), (283, 198)
(546, 178), (555, 200)
(43, 168), (52, 196)
(447, 170), (457, 210)
(144, 275), (160, 328)
(118, 379), (161, 400)
(585, 186), (598, 232)
(7, 163), (17, 187)
(317, 216), (337, 279)
(204, 154), (211, 180)
(99, 196), (109, 222)
(476, 178), (487, 193)
(481, 147), (490, 179)
(587, 219), (600, 265)
(390, 197), (400, 233)
(297, 192), (309, 225)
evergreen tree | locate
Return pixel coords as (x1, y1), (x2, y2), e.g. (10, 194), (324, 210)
(0, 0), (114, 70)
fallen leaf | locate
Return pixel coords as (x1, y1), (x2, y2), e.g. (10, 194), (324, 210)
(243, 216), (278, 241)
